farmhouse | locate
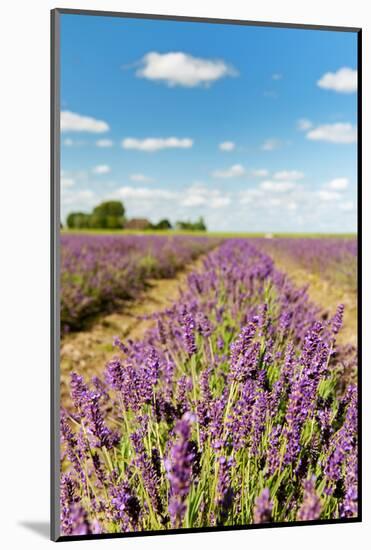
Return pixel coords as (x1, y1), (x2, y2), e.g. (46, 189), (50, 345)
(124, 218), (152, 230)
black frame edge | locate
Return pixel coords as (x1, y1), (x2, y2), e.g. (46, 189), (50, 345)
(356, 28), (362, 523)
(57, 516), (361, 542)
(51, 7), (61, 543)
(53, 7), (361, 33)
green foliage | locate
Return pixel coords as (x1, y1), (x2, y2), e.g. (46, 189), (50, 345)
(93, 200), (125, 218)
(66, 201), (126, 230)
(154, 219), (173, 230)
(176, 217), (207, 232)
(66, 212), (91, 229)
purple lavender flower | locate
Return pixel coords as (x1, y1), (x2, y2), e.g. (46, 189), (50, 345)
(113, 336), (129, 354)
(331, 304), (345, 335)
(215, 456), (234, 524)
(157, 318), (167, 345)
(208, 392), (228, 451)
(141, 347), (161, 402)
(111, 480), (141, 531)
(60, 412), (86, 484)
(64, 504), (98, 536)
(196, 312), (213, 338)
(105, 358), (125, 392)
(131, 422), (163, 514)
(60, 474), (79, 535)
(324, 385), (357, 490)
(83, 391), (116, 449)
(251, 390), (268, 456)
(297, 476), (322, 521)
(91, 376), (109, 404)
(60, 474), (100, 536)
(226, 379), (255, 451)
(180, 309), (197, 356)
(253, 488), (273, 523)
(175, 375), (192, 418)
(165, 412), (195, 527)
(284, 324), (332, 467)
(92, 452), (107, 488)
(266, 425), (282, 476)
(339, 448), (358, 518)
(70, 372), (89, 414)
(230, 318), (259, 366)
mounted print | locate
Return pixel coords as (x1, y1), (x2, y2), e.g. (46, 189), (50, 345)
(51, 9), (361, 541)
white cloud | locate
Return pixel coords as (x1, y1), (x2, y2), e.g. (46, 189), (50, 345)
(129, 173), (154, 183)
(113, 186), (176, 201)
(92, 164), (110, 175)
(63, 138), (86, 147)
(209, 196), (231, 208)
(212, 164), (246, 178)
(268, 198), (282, 207)
(96, 139), (113, 147)
(136, 51), (237, 87)
(273, 170), (304, 181)
(297, 118), (313, 131)
(261, 138), (282, 151)
(61, 177), (74, 189)
(272, 73), (283, 80)
(61, 111), (109, 133)
(61, 188), (96, 208)
(306, 123), (357, 144)
(317, 67), (357, 93)
(181, 194), (207, 207)
(251, 169), (269, 177)
(317, 190), (342, 201)
(339, 201), (355, 211)
(260, 180), (297, 192)
(240, 188), (264, 204)
(122, 137), (193, 152)
(181, 183), (231, 209)
(219, 141), (235, 152)
(111, 182), (230, 210)
(111, 180), (231, 212)
(325, 177), (349, 190)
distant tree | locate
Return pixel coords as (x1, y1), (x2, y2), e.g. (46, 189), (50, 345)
(193, 216), (207, 231)
(66, 212), (90, 229)
(93, 201), (125, 218)
(88, 213), (106, 229)
(106, 215), (125, 229)
(155, 219), (172, 230)
(89, 201), (125, 229)
(175, 220), (190, 231)
(175, 217), (207, 231)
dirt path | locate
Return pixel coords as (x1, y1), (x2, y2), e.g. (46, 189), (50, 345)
(271, 253), (357, 347)
(60, 256), (205, 407)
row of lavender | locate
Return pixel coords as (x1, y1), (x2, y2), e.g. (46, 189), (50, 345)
(61, 234), (217, 331)
(60, 239), (357, 535)
(255, 237), (357, 290)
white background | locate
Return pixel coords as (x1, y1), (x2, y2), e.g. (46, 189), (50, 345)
(0, 0), (368, 547)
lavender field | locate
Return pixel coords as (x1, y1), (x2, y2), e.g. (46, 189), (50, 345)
(61, 234), (218, 331)
(256, 237), (357, 291)
(60, 236), (358, 535)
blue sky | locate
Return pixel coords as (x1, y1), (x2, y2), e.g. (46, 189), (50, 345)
(60, 14), (358, 233)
